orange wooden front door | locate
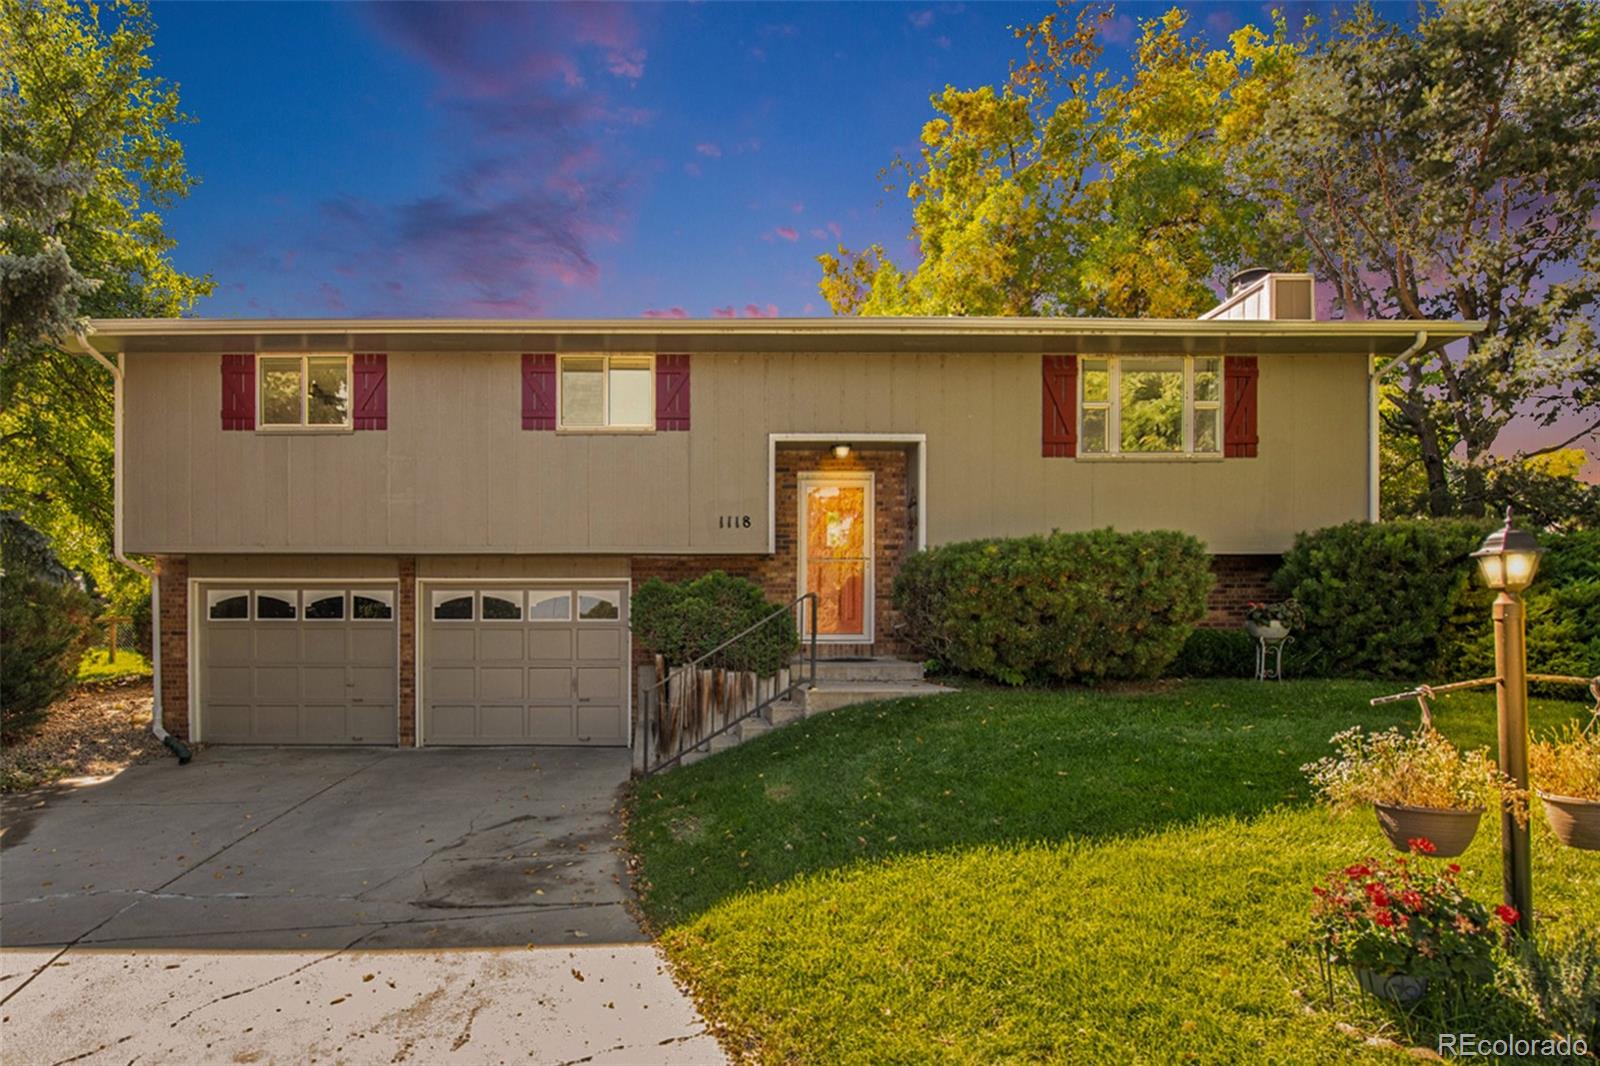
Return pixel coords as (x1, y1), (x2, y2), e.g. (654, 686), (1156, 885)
(800, 478), (871, 640)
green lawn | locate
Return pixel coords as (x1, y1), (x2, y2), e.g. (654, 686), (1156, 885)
(625, 680), (1600, 1064)
(76, 648), (152, 682)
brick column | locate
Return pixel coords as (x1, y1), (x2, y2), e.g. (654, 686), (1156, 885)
(398, 555), (417, 746)
(156, 555), (190, 739)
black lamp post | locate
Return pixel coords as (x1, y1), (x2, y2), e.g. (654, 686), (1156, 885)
(1470, 507), (1543, 938)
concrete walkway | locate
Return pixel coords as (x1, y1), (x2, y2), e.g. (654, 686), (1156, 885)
(0, 747), (725, 1064)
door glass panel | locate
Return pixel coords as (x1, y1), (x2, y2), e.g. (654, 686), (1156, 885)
(259, 357), (302, 426)
(560, 356), (605, 427)
(578, 591), (620, 619)
(431, 591), (474, 620)
(529, 590), (572, 620)
(804, 482), (869, 637)
(807, 561), (866, 637)
(304, 592), (345, 620)
(481, 592), (523, 620)
(207, 590), (250, 620)
(353, 591), (394, 619)
(255, 591), (298, 620)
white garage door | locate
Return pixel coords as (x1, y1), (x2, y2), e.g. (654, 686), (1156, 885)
(421, 584), (630, 746)
(199, 585), (398, 744)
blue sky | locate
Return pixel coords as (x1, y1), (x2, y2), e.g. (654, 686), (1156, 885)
(152, 0), (1312, 320)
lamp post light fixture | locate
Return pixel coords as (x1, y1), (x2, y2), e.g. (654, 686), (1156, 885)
(1472, 507), (1543, 939)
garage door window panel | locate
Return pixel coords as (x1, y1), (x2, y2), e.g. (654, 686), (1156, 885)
(529, 591), (572, 620)
(481, 591), (523, 620)
(578, 591), (620, 620)
(353, 590), (393, 620)
(304, 592), (346, 620)
(256, 591), (298, 620)
(207, 590), (250, 620)
(432, 591), (474, 621)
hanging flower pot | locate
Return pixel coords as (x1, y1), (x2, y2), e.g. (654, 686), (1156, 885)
(1372, 803), (1482, 858)
(1303, 726), (1528, 856)
(1537, 793), (1600, 851)
(1530, 723), (1600, 850)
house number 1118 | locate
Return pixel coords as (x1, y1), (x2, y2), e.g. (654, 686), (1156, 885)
(719, 514), (752, 529)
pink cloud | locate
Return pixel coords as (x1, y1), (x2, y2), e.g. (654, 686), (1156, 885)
(744, 303), (779, 318)
(908, 9), (935, 28)
(934, 35), (951, 49)
(712, 305), (738, 318)
(683, 161), (702, 177)
(809, 227), (827, 239)
(827, 220), (842, 238)
(643, 306), (689, 319)
(774, 225), (799, 242)
(696, 142), (722, 158)
(791, 201), (805, 214)
(1102, 13), (1136, 45)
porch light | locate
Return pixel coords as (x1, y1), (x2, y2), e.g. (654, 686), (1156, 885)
(832, 443), (852, 459)
(1472, 508), (1543, 593)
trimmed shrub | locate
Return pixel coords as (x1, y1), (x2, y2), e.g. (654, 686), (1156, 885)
(1273, 518), (1492, 678)
(1168, 628), (1257, 678)
(894, 529), (1213, 685)
(1, 570), (95, 738)
(129, 589), (153, 661)
(631, 571), (797, 676)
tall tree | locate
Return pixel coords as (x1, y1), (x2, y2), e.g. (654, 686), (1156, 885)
(0, 0), (211, 606)
(818, 5), (1303, 318)
(1254, 0), (1600, 517)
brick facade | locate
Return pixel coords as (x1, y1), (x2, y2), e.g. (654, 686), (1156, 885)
(633, 445), (915, 662)
(156, 555), (190, 738)
(1201, 554), (1281, 628)
(398, 555), (417, 746)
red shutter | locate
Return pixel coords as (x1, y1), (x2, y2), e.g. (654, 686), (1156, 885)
(353, 353), (387, 430)
(1042, 354), (1077, 458)
(1224, 356), (1259, 457)
(522, 353), (556, 430)
(656, 353), (691, 431)
(221, 353), (255, 430)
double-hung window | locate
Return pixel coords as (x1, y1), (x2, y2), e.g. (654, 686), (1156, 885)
(259, 354), (352, 429)
(1079, 356), (1222, 457)
(558, 354), (653, 430)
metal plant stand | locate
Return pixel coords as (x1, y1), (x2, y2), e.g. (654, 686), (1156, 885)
(1255, 633), (1291, 681)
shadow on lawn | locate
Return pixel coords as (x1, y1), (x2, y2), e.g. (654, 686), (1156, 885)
(625, 679), (1592, 929)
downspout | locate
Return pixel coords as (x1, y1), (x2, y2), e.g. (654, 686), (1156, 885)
(1368, 330), (1428, 523)
(81, 340), (191, 763)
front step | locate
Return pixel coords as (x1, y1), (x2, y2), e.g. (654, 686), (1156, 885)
(800, 656), (928, 684)
(802, 680), (953, 715)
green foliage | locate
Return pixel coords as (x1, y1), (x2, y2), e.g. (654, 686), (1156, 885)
(631, 571), (798, 677)
(1434, 529), (1600, 687)
(1, 0), (211, 615)
(894, 529), (1213, 685)
(1274, 519), (1492, 678)
(1, 569), (94, 737)
(1500, 929), (1600, 1049)
(819, 5), (1302, 318)
(1167, 627), (1255, 678)
(1256, 0), (1600, 517)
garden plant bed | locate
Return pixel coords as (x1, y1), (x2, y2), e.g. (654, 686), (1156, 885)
(626, 680), (1600, 1063)
(1, 679), (166, 793)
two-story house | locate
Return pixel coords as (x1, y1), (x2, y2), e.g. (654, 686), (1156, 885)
(73, 272), (1479, 751)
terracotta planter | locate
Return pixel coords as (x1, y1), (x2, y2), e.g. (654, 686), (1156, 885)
(1354, 966), (1428, 1004)
(1246, 620), (1289, 640)
(1538, 791), (1600, 851)
(1373, 803), (1483, 857)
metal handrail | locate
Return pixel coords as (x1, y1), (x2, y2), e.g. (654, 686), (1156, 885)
(640, 591), (818, 775)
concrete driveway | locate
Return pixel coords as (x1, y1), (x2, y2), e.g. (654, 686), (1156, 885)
(0, 747), (725, 1064)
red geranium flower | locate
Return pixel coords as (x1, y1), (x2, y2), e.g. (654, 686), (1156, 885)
(1447, 863), (1461, 874)
(1364, 882), (1391, 907)
(1496, 904), (1520, 926)
(1373, 909), (1397, 927)
(1407, 837), (1437, 855)
(1401, 891), (1425, 912)
(1344, 864), (1372, 879)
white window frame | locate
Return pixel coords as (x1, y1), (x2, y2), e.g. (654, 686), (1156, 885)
(257, 352), (353, 432)
(1078, 355), (1223, 458)
(479, 589), (525, 622)
(351, 589), (395, 622)
(206, 589), (252, 621)
(556, 353), (655, 433)
(253, 589), (300, 622)
(301, 589), (347, 622)
(430, 589), (476, 622)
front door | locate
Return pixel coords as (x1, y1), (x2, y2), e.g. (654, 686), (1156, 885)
(798, 473), (874, 642)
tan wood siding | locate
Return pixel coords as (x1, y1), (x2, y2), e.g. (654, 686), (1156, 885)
(125, 348), (1368, 556)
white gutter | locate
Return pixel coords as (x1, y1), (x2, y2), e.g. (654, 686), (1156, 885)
(1368, 330), (1428, 522)
(81, 342), (170, 745)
